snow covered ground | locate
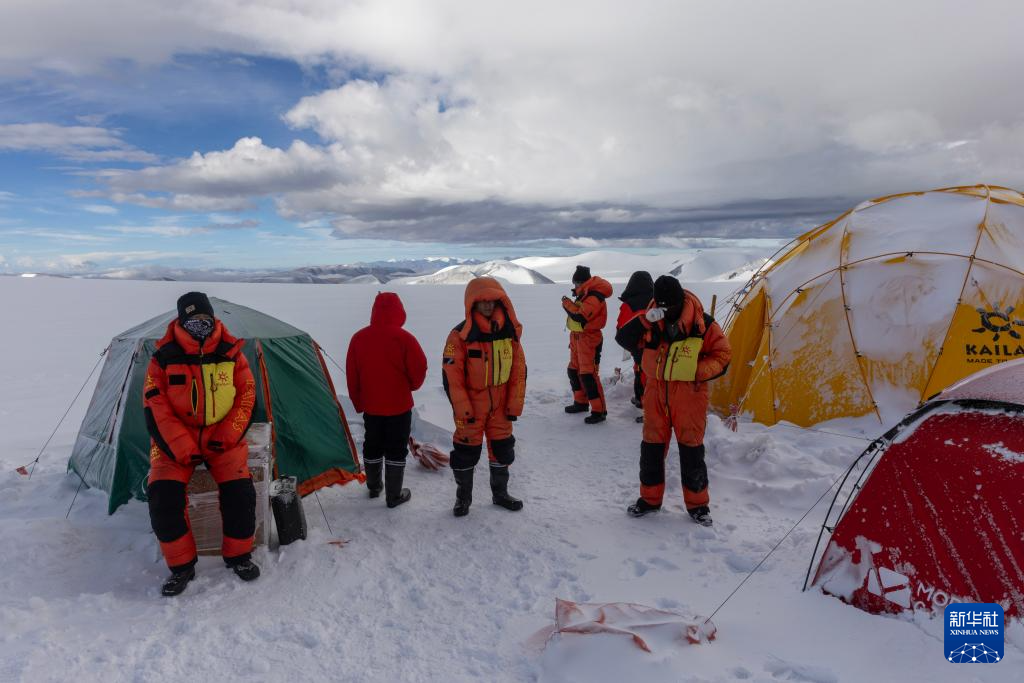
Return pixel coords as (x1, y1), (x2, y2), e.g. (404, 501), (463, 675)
(0, 275), (1018, 682)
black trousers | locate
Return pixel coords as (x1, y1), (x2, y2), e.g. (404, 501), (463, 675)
(363, 411), (412, 466)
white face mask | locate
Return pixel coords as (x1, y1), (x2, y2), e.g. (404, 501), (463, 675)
(182, 317), (215, 340)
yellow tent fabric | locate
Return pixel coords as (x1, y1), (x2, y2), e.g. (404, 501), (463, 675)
(710, 185), (1024, 427)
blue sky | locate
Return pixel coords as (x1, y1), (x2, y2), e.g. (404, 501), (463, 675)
(1, 1), (1022, 274)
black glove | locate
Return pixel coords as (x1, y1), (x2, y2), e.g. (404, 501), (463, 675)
(506, 415), (518, 422)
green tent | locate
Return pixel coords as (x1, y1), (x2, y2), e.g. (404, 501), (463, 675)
(68, 298), (363, 514)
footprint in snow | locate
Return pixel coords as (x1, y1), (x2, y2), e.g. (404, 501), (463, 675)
(764, 656), (837, 683)
(646, 556), (680, 571)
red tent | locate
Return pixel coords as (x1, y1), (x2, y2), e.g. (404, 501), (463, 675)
(806, 359), (1024, 617)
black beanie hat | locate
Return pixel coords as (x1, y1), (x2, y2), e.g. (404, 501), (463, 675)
(653, 275), (684, 308)
(177, 292), (214, 322)
(571, 265), (592, 284)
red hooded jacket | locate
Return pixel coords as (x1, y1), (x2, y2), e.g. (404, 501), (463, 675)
(346, 292), (428, 416)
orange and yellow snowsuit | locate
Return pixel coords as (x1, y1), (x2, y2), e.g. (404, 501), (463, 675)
(442, 277), (527, 472)
(638, 291), (731, 510)
(144, 320), (257, 571)
(562, 276), (613, 413)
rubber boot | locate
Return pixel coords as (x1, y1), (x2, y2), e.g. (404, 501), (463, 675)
(385, 462), (411, 508)
(490, 465), (524, 511)
(364, 459), (383, 498)
(584, 411), (607, 424)
(453, 468), (473, 517)
(564, 402), (589, 414)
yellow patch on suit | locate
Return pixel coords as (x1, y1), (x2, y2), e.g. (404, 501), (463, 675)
(202, 361), (236, 424)
(492, 338), (514, 385)
(662, 338), (703, 382)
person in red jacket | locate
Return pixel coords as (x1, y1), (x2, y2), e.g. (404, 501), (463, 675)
(145, 292), (259, 596)
(346, 292), (428, 508)
(562, 265), (614, 424)
(614, 270), (654, 413)
(442, 277), (527, 517)
(627, 276), (731, 526)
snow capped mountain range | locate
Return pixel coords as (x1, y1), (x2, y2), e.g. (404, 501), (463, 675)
(2, 247), (779, 287)
(404, 260), (555, 285)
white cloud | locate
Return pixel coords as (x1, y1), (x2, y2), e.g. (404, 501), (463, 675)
(10, 1), (1024, 241)
(102, 225), (199, 237)
(4, 228), (115, 243)
(0, 123), (157, 163)
(104, 137), (345, 209)
(82, 204), (118, 214)
(53, 250), (187, 270)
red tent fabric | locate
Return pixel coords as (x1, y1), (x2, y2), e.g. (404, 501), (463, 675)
(810, 359), (1024, 617)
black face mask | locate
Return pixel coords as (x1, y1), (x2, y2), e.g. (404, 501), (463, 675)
(182, 317), (215, 341)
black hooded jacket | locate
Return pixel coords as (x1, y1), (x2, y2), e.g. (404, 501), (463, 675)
(618, 271), (654, 313)
(614, 271), (654, 359)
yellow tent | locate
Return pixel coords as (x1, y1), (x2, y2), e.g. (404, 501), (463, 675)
(710, 184), (1024, 427)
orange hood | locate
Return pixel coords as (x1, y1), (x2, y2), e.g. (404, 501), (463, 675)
(460, 277), (523, 340)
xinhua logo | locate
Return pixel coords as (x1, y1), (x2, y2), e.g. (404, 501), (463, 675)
(945, 603), (1003, 663)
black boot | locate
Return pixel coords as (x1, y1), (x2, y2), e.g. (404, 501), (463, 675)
(160, 564), (195, 597)
(228, 558), (261, 582)
(564, 402), (589, 414)
(626, 498), (662, 517)
(453, 468), (473, 517)
(385, 461), (411, 508)
(490, 465), (524, 511)
(688, 506), (713, 527)
(364, 459), (383, 498)
(584, 411), (607, 424)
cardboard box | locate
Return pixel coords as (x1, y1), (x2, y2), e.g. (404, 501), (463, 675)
(186, 423), (273, 556)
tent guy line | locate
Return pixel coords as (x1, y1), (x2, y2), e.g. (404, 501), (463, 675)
(26, 346), (109, 481)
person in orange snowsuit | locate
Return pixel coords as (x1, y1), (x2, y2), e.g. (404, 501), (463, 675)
(145, 292), (259, 596)
(627, 276), (731, 526)
(561, 265), (614, 424)
(442, 277), (527, 517)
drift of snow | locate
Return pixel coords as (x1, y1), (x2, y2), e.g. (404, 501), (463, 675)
(983, 442), (1024, 464)
(0, 276), (1016, 681)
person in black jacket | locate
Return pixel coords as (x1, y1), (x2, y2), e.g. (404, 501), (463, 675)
(614, 271), (654, 412)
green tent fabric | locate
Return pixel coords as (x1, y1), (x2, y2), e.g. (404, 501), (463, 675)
(68, 298), (362, 514)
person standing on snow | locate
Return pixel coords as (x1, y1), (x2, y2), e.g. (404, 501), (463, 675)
(145, 292), (260, 596)
(346, 292), (428, 508)
(562, 265), (613, 424)
(442, 277), (527, 517)
(627, 276), (731, 526)
(614, 270), (654, 414)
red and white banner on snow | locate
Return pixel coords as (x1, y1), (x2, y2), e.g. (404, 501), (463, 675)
(548, 599), (716, 652)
